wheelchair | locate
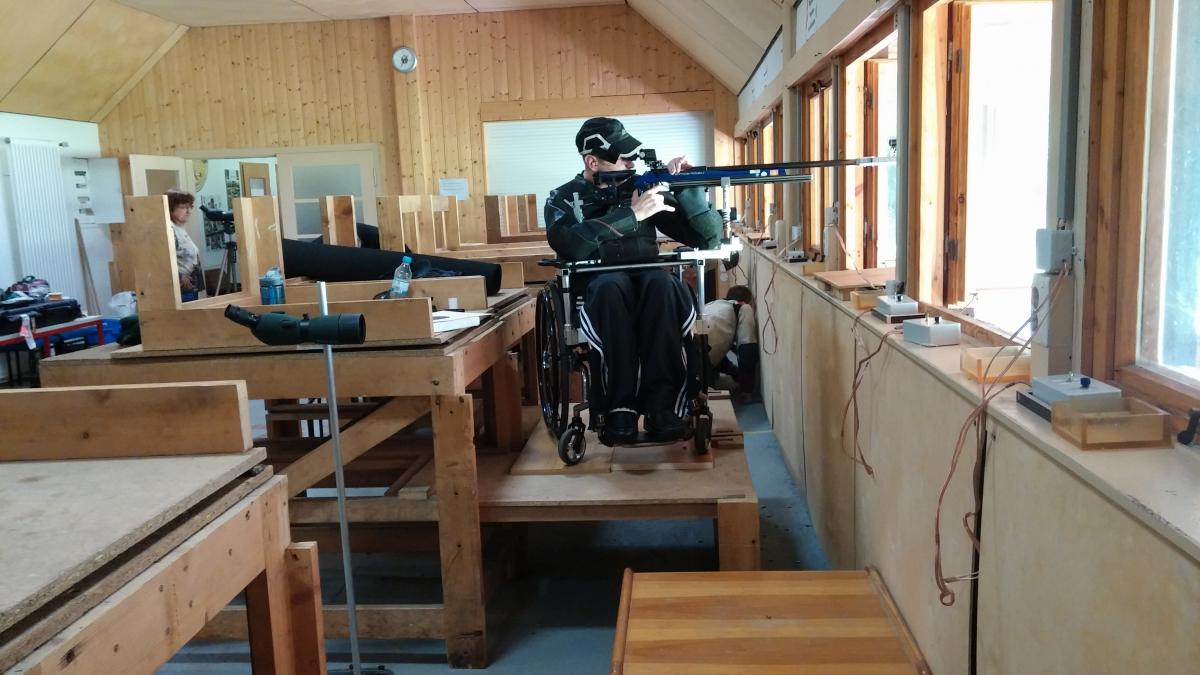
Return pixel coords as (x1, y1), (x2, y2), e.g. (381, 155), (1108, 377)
(535, 241), (742, 465)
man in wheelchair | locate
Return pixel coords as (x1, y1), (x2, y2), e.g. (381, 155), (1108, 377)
(543, 117), (724, 444)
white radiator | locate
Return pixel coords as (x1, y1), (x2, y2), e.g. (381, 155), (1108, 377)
(5, 138), (86, 311)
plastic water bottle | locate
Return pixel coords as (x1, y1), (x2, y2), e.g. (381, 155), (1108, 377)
(390, 256), (413, 298)
(259, 267), (285, 304)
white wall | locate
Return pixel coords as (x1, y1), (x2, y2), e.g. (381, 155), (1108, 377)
(0, 113), (102, 297)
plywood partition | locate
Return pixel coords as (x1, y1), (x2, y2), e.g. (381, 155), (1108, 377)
(321, 195), (358, 247)
(377, 195), (423, 253)
(233, 196), (284, 278)
(98, 6), (739, 244)
(124, 195), (183, 312)
(483, 194), (547, 244)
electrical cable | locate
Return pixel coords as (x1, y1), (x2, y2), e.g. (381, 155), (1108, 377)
(932, 263), (1070, 605)
(759, 224), (807, 355)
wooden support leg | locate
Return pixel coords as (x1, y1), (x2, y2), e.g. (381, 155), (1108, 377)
(245, 480), (298, 674)
(433, 395), (487, 668)
(520, 332), (539, 406)
(483, 352), (523, 453)
(717, 498), (761, 571)
(285, 542), (327, 675)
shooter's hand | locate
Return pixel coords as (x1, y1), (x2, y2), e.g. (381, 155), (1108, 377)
(667, 155), (693, 174)
(631, 184), (675, 221)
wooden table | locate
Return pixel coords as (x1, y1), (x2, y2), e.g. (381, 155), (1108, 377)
(612, 569), (930, 675)
(38, 293), (537, 668)
(0, 449), (323, 674)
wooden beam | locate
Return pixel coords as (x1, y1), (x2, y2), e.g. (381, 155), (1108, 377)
(233, 196), (284, 278)
(479, 90), (714, 121)
(198, 603), (445, 641)
(716, 497), (761, 571)
(245, 477), (298, 675)
(433, 395), (487, 668)
(280, 396), (431, 497)
(0, 382), (252, 461)
(283, 542), (327, 673)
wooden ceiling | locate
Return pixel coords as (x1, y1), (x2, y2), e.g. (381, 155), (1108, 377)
(114, 0), (624, 25)
(0, 0), (184, 121)
(629, 0), (782, 93)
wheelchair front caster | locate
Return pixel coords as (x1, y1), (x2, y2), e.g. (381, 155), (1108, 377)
(558, 424), (586, 465)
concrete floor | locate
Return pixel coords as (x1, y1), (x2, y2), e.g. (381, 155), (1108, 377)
(162, 402), (828, 674)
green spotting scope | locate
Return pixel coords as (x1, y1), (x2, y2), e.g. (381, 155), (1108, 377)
(224, 304), (366, 346)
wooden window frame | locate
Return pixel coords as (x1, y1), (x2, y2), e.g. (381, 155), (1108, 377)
(841, 14), (899, 270)
(1083, 0), (1200, 425)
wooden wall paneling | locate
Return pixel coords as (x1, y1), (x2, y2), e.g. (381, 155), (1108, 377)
(799, 283), (857, 568)
(853, 322), (973, 675)
(977, 430), (1200, 674)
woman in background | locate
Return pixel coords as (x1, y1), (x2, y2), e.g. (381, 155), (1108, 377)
(167, 189), (206, 301)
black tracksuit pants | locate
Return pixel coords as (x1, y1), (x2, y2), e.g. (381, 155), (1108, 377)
(577, 269), (696, 418)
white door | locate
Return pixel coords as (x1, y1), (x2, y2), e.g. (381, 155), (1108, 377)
(277, 149), (379, 240)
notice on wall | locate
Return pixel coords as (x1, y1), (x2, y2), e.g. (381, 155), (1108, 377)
(439, 177), (470, 201)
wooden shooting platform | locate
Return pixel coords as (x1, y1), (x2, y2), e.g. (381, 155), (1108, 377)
(0, 383), (323, 674)
(611, 568), (930, 675)
(40, 290), (538, 669)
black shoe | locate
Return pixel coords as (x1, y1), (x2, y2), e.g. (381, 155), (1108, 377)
(604, 411), (639, 445)
(645, 411), (687, 442)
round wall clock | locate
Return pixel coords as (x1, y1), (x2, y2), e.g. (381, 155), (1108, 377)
(192, 159), (208, 191)
(392, 46), (418, 73)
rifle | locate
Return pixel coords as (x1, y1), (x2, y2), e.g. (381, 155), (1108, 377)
(594, 148), (895, 236)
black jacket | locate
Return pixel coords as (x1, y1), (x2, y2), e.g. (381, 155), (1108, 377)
(544, 173), (723, 261)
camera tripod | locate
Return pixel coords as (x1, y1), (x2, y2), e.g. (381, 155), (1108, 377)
(213, 236), (239, 295)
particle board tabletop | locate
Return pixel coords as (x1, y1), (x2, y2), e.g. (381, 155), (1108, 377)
(0, 448), (265, 635)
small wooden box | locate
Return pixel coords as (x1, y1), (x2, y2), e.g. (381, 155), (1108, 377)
(1051, 397), (1172, 450)
(959, 346), (1031, 384)
(851, 288), (887, 310)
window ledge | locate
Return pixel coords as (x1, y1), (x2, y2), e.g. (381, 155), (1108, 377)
(751, 247), (1200, 563)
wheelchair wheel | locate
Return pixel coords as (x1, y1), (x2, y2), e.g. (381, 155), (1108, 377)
(558, 424), (586, 465)
(536, 282), (572, 438)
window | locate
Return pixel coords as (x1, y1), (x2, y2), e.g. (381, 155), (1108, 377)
(276, 148), (379, 240)
(945, 1), (1053, 333)
(844, 29), (899, 270)
(1085, 0), (1200, 422)
(803, 79), (833, 252)
(1139, 0), (1200, 386)
(484, 111), (712, 227)
(743, 106), (782, 233)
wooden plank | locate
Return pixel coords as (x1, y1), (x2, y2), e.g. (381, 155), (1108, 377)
(483, 352), (525, 453)
(500, 261), (526, 288)
(433, 395), (487, 668)
(321, 195), (358, 247)
(197, 603), (444, 641)
(280, 397), (431, 497)
(716, 498), (761, 571)
(244, 474), (298, 675)
(616, 570), (923, 673)
(0, 469), (269, 673)
(125, 195), (182, 312)
(377, 195), (409, 252)
(138, 297), (435, 352)
(612, 568), (634, 674)
(0, 382), (252, 461)
(283, 542), (327, 674)
(9, 478), (301, 675)
(233, 196), (284, 277)
(443, 195), (463, 250)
